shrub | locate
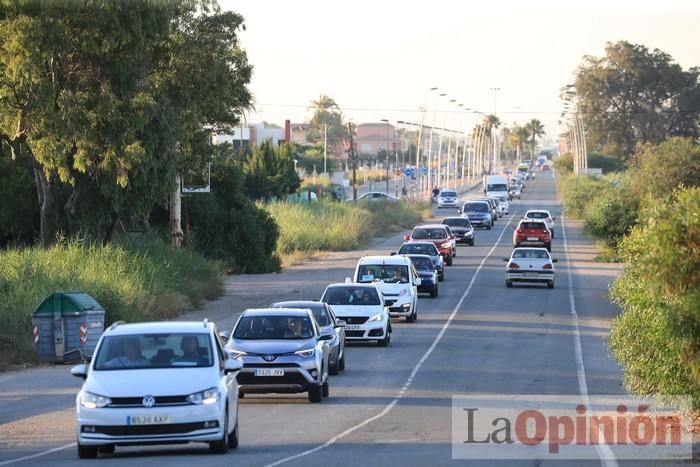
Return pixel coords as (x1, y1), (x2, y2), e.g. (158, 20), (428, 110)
(0, 239), (223, 368)
(584, 178), (638, 247)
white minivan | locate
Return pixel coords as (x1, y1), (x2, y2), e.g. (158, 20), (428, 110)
(352, 255), (420, 322)
(71, 320), (242, 458)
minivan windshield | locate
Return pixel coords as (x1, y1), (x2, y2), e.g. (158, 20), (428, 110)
(463, 202), (488, 213)
(411, 227), (447, 239)
(357, 264), (409, 283)
(94, 333), (213, 370)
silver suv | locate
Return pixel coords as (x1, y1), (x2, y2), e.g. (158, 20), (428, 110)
(225, 309), (331, 402)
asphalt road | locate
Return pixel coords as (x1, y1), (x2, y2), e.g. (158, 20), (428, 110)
(0, 172), (691, 466)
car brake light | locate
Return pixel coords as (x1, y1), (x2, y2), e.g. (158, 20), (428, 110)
(543, 263), (553, 269)
(507, 262), (519, 269)
(517, 229), (523, 233)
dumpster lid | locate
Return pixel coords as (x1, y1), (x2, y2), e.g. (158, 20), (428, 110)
(32, 292), (105, 316)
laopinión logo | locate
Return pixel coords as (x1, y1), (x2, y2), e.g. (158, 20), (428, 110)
(451, 395), (692, 460)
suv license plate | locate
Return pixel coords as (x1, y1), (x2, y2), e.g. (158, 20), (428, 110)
(255, 368), (284, 377)
(128, 415), (170, 425)
(344, 324), (363, 331)
(527, 237), (539, 241)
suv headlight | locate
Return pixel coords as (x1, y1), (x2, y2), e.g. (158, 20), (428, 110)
(368, 312), (383, 323)
(294, 348), (315, 358)
(228, 349), (247, 359)
(187, 387), (220, 405)
(79, 391), (111, 409)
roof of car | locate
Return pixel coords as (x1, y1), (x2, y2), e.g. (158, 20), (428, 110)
(400, 241), (438, 249)
(525, 209), (551, 214)
(357, 255), (411, 265)
(518, 219), (547, 225)
(271, 301), (325, 309)
(105, 321), (215, 336)
(442, 216), (469, 221)
(241, 308), (313, 317)
(414, 224), (448, 229)
(403, 254), (432, 259)
(326, 282), (380, 289)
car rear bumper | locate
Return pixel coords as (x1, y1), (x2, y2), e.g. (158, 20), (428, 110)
(506, 270), (554, 282)
(514, 239), (550, 248)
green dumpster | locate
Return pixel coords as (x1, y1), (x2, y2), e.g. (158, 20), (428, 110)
(31, 292), (105, 363)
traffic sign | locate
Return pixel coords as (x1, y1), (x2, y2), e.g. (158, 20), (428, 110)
(404, 168), (413, 177)
(421, 167), (428, 175)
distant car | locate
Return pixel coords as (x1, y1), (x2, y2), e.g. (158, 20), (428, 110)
(513, 219), (552, 251)
(442, 225), (458, 256)
(441, 216), (475, 245)
(495, 194), (510, 215)
(542, 165), (550, 171)
(270, 301), (346, 375)
(437, 189), (459, 209)
(354, 192), (399, 202)
(503, 247), (558, 289)
(487, 196), (504, 218)
(404, 224), (455, 266)
(226, 308), (331, 402)
(353, 255), (420, 322)
(523, 209), (556, 237)
(508, 182), (522, 199)
(405, 254), (439, 298)
(459, 200), (492, 229)
(72, 320), (242, 458)
(395, 241), (444, 281)
(321, 283), (391, 346)
(472, 197), (499, 223)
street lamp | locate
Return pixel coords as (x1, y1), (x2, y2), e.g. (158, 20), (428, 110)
(380, 118), (390, 193)
(428, 93), (447, 192)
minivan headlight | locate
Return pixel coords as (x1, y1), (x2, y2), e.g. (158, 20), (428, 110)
(228, 349), (247, 359)
(294, 348), (315, 359)
(79, 391), (111, 409)
(368, 313), (383, 323)
(187, 387), (220, 405)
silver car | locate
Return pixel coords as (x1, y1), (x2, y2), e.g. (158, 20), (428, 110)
(270, 301), (346, 375)
(225, 309), (332, 402)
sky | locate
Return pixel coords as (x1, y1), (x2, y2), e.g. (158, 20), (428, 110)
(221, 0), (700, 145)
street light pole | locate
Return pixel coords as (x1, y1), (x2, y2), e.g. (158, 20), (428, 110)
(381, 119), (390, 193)
(416, 88), (437, 199)
(427, 93), (446, 193)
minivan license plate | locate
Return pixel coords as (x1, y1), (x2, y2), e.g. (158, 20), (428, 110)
(128, 415), (169, 425)
(344, 324), (363, 331)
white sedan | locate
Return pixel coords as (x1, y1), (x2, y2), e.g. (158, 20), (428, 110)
(503, 247), (558, 289)
(523, 209), (556, 237)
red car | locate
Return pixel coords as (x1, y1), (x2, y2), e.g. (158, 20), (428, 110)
(513, 220), (551, 252)
(404, 224), (455, 266)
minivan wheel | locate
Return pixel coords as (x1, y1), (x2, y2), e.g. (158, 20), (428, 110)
(329, 356), (340, 375)
(430, 285), (438, 298)
(438, 270), (444, 282)
(227, 420), (239, 449)
(378, 330), (391, 347)
(338, 353), (345, 371)
(308, 384), (323, 403)
(209, 409), (229, 454)
(77, 442), (98, 459)
(322, 381), (330, 398)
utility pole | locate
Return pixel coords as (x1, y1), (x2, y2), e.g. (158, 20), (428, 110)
(348, 122), (358, 201)
(381, 119), (390, 193)
(323, 123), (327, 174)
(169, 175), (183, 248)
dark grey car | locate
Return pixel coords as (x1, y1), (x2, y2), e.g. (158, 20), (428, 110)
(271, 301), (346, 374)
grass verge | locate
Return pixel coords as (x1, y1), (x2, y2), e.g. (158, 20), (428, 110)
(0, 238), (223, 369)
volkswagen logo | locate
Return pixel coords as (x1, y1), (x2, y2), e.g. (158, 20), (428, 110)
(142, 395), (156, 408)
(262, 354), (277, 362)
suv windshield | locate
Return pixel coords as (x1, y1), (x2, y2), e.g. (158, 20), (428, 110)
(322, 286), (381, 305)
(234, 315), (314, 340)
(464, 203), (488, 213)
(411, 227), (447, 239)
(94, 333), (213, 370)
(357, 264), (409, 283)
(398, 243), (438, 256)
(442, 218), (470, 228)
(440, 191), (456, 197)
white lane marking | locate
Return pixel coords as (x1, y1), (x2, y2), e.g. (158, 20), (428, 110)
(0, 443), (75, 466)
(266, 216), (516, 467)
(561, 214), (619, 467)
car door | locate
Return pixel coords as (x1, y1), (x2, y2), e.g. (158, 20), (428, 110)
(326, 303), (345, 357)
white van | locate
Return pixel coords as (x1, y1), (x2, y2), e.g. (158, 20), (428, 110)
(352, 256), (420, 322)
(484, 175), (510, 201)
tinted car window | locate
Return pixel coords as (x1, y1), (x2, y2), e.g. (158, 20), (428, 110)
(94, 333), (213, 370)
(409, 256), (433, 270)
(234, 315), (314, 340)
(411, 227), (447, 239)
(521, 222), (547, 229)
(513, 249), (549, 259)
(440, 191), (457, 197)
(442, 218), (470, 227)
(527, 212), (548, 219)
(398, 243), (438, 255)
(322, 286), (381, 305)
(271, 302), (330, 327)
(358, 264), (409, 283)
(464, 203), (488, 212)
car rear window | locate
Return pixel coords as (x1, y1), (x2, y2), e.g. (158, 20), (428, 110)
(411, 227), (447, 239)
(527, 212), (548, 219)
(234, 315), (314, 340)
(512, 249), (550, 259)
(322, 286), (381, 306)
(94, 333), (213, 370)
(408, 256), (433, 270)
(398, 243), (438, 256)
(521, 222), (547, 229)
(464, 203), (488, 213)
(271, 303), (330, 326)
(442, 218), (470, 227)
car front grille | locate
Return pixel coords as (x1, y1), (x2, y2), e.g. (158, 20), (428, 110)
(84, 421), (215, 436)
(107, 395), (190, 408)
(342, 316), (368, 325)
(345, 330), (365, 338)
(384, 299), (397, 306)
(243, 362), (301, 368)
(237, 373), (309, 386)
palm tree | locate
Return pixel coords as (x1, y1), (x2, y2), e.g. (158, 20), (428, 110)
(483, 114), (501, 173)
(308, 94), (339, 115)
(306, 94), (348, 156)
(509, 125), (530, 162)
(524, 119), (545, 159)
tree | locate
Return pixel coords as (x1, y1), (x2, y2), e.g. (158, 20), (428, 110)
(306, 94), (348, 156)
(508, 125), (530, 161)
(0, 2), (252, 246)
(524, 119), (545, 158)
(242, 141), (300, 201)
(574, 41), (700, 159)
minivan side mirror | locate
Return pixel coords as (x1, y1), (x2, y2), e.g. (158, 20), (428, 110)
(335, 319), (347, 328)
(552, 258), (559, 263)
(403, 235), (410, 241)
(390, 252), (397, 256)
(502, 257), (510, 262)
(224, 358), (243, 374)
(71, 363), (88, 380)
(414, 278), (422, 287)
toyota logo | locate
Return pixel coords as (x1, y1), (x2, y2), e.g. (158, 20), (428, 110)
(262, 354), (277, 362)
(142, 395), (156, 408)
